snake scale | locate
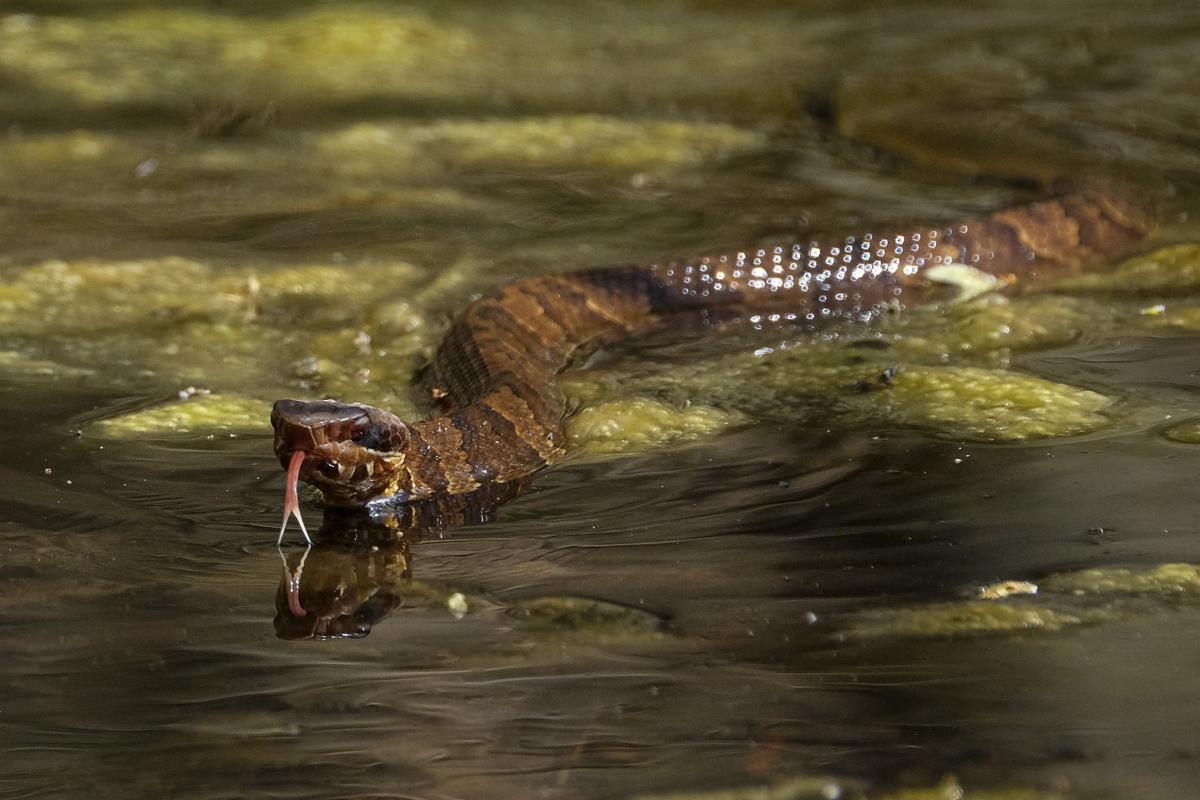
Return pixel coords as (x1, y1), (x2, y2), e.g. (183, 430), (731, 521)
(271, 189), (1152, 537)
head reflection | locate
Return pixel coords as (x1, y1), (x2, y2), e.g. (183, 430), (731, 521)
(273, 479), (527, 640)
(275, 541), (411, 640)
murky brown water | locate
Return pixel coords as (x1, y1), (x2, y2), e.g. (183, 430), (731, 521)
(3, 2), (1200, 799)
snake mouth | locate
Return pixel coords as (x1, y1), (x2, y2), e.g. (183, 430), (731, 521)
(271, 399), (408, 515)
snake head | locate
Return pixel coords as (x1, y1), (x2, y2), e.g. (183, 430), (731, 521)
(271, 399), (410, 506)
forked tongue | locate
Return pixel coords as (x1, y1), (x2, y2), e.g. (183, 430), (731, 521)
(279, 449), (313, 545)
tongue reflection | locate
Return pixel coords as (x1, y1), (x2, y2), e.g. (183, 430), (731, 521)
(279, 449), (313, 545)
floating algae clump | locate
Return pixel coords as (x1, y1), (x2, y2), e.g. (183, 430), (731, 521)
(1146, 304), (1200, 331)
(0, 8), (474, 108)
(859, 365), (1113, 441)
(0, 350), (92, 379)
(1042, 563), (1200, 598)
(849, 600), (1104, 639)
(1057, 244), (1200, 294)
(580, 290), (1120, 445)
(847, 563), (1200, 640)
(622, 353), (1114, 443)
(1162, 419), (1200, 443)
(1, 257), (227, 334)
(0, 130), (120, 166)
(891, 294), (1103, 362)
(317, 116), (766, 174)
(508, 596), (665, 641)
(90, 393), (268, 437)
(568, 397), (743, 454)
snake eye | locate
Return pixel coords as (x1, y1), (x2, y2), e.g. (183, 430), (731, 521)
(350, 421), (373, 446)
(318, 459), (341, 479)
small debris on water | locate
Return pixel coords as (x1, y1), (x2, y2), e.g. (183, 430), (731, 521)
(353, 329), (372, 355)
(853, 364), (900, 392)
(133, 158), (158, 178)
(978, 580), (1038, 599)
(177, 385), (211, 400)
(447, 592), (468, 619)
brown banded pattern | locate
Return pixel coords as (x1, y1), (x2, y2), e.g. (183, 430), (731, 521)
(272, 188), (1153, 508)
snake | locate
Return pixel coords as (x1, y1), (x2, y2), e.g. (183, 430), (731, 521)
(271, 189), (1152, 541)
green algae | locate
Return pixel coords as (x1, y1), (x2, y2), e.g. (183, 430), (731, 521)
(893, 294), (1102, 362)
(508, 596), (664, 641)
(247, 261), (424, 325)
(1162, 418), (1200, 443)
(558, 289), (1121, 448)
(567, 320), (1114, 449)
(849, 563), (1200, 640)
(568, 397), (744, 454)
(849, 600), (1104, 640)
(0, 130), (121, 167)
(0, 8), (474, 109)
(0, 253), (433, 410)
(0, 5), (824, 124)
(598, 356), (1113, 444)
(1, 257), (227, 334)
(858, 365), (1112, 441)
(0, 284), (37, 311)
(317, 116), (766, 173)
(1146, 304), (1200, 331)
(0, 4), (1196, 799)
(1057, 244), (1200, 294)
(0, 350), (93, 379)
(1041, 563), (1200, 598)
(89, 393), (269, 437)
(49, 251), (1118, 446)
(0, 5), (1178, 460)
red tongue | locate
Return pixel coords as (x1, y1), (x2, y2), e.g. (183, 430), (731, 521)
(278, 450), (313, 545)
(279, 547), (309, 618)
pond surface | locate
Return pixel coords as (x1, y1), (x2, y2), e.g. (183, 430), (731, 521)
(2, 2), (1200, 799)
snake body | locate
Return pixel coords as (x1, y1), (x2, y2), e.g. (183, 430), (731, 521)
(272, 190), (1151, 509)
